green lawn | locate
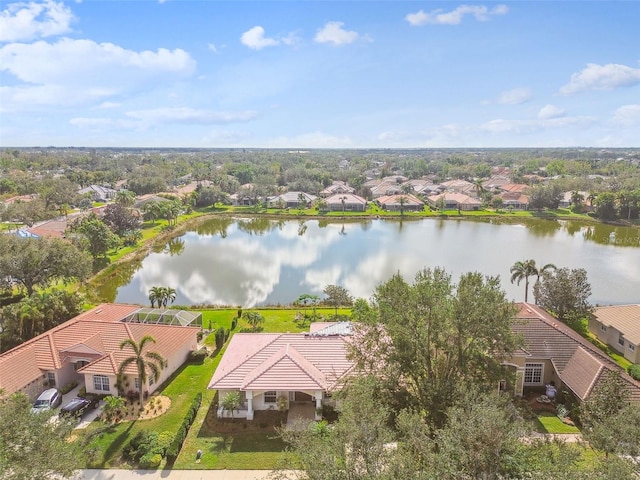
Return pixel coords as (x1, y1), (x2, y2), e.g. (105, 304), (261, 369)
(533, 412), (581, 434)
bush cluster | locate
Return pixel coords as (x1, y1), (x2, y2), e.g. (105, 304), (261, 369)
(166, 392), (202, 460)
(188, 347), (208, 364)
(60, 381), (78, 394)
(123, 429), (175, 469)
(628, 364), (640, 381)
(214, 328), (226, 350)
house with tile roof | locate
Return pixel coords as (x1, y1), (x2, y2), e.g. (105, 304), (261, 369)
(266, 191), (317, 209)
(321, 193), (368, 212)
(0, 304), (199, 401)
(589, 305), (640, 364)
(506, 303), (640, 403)
(426, 192), (482, 211)
(208, 322), (354, 420)
(319, 181), (355, 198)
(376, 194), (424, 212)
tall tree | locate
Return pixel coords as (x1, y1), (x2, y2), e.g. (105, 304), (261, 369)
(0, 393), (83, 480)
(0, 236), (92, 296)
(119, 335), (166, 405)
(148, 286), (164, 308)
(242, 311), (265, 331)
(350, 268), (519, 429)
(69, 213), (121, 258)
(322, 284), (353, 318)
(102, 203), (141, 237)
(533, 267), (592, 323)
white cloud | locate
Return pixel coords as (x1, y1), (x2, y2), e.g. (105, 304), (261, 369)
(314, 21), (360, 46)
(240, 26), (279, 50)
(612, 104), (640, 125)
(480, 115), (595, 134)
(0, 0), (75, 42)
(405, 4), (508, 26)
(496, 87), (532, 105)
(559, 63), (640, 95)
(538, 104), (565, 119)
(96, 101), (120, 109)
(125, 107), (257, 125)
(0, 38), (195, 108)
(207, 43), (218, 53)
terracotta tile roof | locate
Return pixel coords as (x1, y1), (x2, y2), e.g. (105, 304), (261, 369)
(209, 328), (354, 393)
(427, 192), (482, 206)
(241, 345), (327, 391)
(592, 305), (640, 345)
(324, 193), (367, 205)
(0, 304), (198, 393)
(376, 194), (424, 206)
(514, 303), (640, 401)
(561, 347), (605, 399)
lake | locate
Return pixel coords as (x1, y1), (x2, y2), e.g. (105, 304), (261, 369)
(103, 217), (640, 308)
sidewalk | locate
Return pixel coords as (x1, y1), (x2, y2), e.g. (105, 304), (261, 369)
(74, 470), (298, 480)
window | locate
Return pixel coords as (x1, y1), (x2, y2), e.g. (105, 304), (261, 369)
(239, 391), (247, 406)
(134, 378), (140, 390)
(149, 376), (155, 386)
(618, 335), (625, 346)
(630, 344), (636, 352)
(47, 372), (56, 387)
(93, 375), (110, 391)
(264, 391), (277, 403)
(75, 360), (89, 371)
(524, 363), (543, 385)
(600, 325), (607, 333)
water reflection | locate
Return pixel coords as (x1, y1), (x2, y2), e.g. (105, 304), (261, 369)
(107, 218), (640, 307)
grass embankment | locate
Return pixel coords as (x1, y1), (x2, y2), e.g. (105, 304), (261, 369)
(79, 308), (344, 469)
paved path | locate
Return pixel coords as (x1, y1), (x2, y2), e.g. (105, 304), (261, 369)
(73, 470), (298, 480)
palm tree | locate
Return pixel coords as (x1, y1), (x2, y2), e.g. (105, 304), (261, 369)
(510, 260), (556, 303)
(398, 196), (407, 216)
(119, 335), (166, 406)
(115, 190), (136, 208)
(340, 196), (347, 214)
(161, 287), (177, 307)
(148, 286), (164, 308)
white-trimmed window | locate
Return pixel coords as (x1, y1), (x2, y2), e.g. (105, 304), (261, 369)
(93, 375), (110, 391)
(618, 335), (625, 346)
(239, 391), (247, 406)
(47, 372), (56, 387)
(524, 363), (544, 385)
(264, 391), (277, 403)
(600, 325), (607, 333)
(630, 343), (636, 352)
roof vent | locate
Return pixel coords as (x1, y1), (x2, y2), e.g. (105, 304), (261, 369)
(95, 308), (103, 314)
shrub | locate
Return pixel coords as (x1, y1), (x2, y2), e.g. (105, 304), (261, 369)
(188, 347), (207, 364)
(60, 381), (78, 394)
(139, 452), (162, 469)
(628, 364), (640, 381)
(231, 318), (237, 330)
(77, 386), (87, 398)
(166, 392), (202, 459)
(215, 328), (225, 350)
(123, 430), (159, 462)
(196, 331), (203, 342)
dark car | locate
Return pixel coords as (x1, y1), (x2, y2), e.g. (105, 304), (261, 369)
(59, 397), (98, 419)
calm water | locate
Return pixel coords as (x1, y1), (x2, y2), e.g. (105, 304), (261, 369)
(104, 217), (640, 308)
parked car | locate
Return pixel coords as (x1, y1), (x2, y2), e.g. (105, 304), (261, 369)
(31, 388), (62, 414)
(59, 397), (99, 419)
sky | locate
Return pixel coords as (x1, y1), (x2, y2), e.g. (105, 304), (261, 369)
(1, 1), (639, 148)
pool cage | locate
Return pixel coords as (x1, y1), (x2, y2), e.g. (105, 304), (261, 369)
(122, 308), (203, 328)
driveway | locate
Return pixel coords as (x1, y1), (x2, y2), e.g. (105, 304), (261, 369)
(59, 384), (104, 429)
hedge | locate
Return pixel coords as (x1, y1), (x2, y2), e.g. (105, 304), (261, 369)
(166, 392), (202, 459)
(628, 364), (640, 381)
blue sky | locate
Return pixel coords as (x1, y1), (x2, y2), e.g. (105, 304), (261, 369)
(1, 1), (639, 148)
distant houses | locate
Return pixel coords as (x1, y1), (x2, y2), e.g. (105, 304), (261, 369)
(322, 193), (367, 212)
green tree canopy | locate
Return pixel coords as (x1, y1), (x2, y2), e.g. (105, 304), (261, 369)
(0, 393), (83, 480)
(69, 213), (121, 258)
(0, 290), (84, 352)
(533, 267), (592, 323)
(322, 284), (353, 317)
(350, 267), (520, 429)
(0, 235), (92, 296)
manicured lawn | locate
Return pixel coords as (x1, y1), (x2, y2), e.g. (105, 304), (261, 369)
(534, 412), (581, 434)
